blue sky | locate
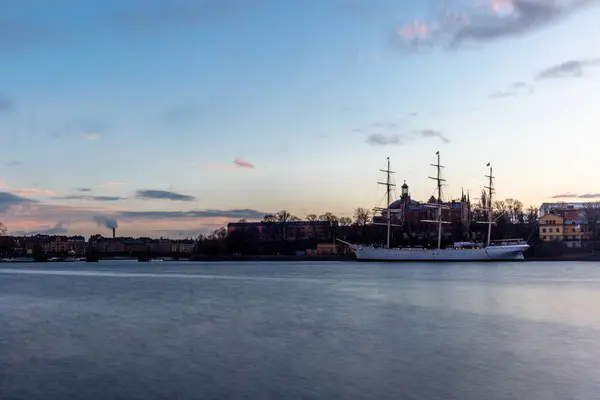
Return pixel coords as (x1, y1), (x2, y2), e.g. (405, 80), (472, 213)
(1, 0), (600, 237)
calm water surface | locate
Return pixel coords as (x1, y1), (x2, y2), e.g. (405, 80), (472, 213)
(1, 261), (600, 399)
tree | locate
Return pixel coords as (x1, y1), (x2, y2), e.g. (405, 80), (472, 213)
(339, 217), (352, 227)
(262, 214), (277, 223)
(237, 219), (248, 223)
(305, 214), (319, 242)
(0, 222), (6, 236)
(274, 210), (299, 244)
(318, 212), (339, 243)
(525, 206), (539, 226)
(583, 202), (600, 244)
(353, 208), (371, 226)
(305, 214), (318, 222)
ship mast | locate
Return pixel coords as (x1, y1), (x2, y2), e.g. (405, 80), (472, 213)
(421, 151), (450, 250)
(485, 163), (494, 247)
(476, 162), (497, 247)
(373, 157), (401, 248)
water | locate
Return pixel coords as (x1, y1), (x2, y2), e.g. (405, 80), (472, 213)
(1, 261), (600, 399)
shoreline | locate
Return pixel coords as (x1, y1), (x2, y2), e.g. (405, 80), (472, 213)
(3, 254), (600, 263)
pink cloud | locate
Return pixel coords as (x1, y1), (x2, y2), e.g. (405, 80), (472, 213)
(233, 158), (255, 169)
(491, 0), (514, 14)
(0, 181), (55, 196)
(397, 20), (432, 41)
(11, 188), (55, 196)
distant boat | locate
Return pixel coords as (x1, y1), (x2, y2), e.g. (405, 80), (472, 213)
(338, 152), (529, 261)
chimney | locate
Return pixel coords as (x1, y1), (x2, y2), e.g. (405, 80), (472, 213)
(112, 228), (116, 239)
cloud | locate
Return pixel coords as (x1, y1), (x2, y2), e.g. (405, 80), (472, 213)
(0, 181), (54, 196)
(119, 208), (266, 220)
(416, 129), (450, 143)
(77, 188), (93, 192)
(83, 132), (101, 141)
(550, 192), (600, 199)
(4, 188), (55, 196)
(37, 222), (70, 235)
(489, 81), (533, 98)
(397, 20), (433, 43)
(0, 191), (37, 212)
(366, 133), (403, 145)
(93, 215), (118, 229)
(102, 181), (125, 187)
(57, 195), (126, 202)
(535, 59), (600, 80)
(135, 189), (196, 202)
(233, 158), (255, 169)
(451, 0), (598, 47)
(6, 161), (22, 167)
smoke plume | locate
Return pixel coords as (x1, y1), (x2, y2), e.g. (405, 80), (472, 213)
(93, 215), (119, 229)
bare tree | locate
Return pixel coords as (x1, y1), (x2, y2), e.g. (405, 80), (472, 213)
(339, 217), (352, 226)
(352, 208), (371, 226)
(262, 214), (277, 223)
(583, 202), (600, 243)
(305, 214), (318, 222)
(318, 212), (338, 222)
(525, 206), (539, 226)
(0, 222), (6, 236)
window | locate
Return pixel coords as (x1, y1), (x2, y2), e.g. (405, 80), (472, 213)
(542, 236), (547, 240)
(549, 228), (553, 233)
(572, 228), (576, 232)
(542, 228), (546, 232)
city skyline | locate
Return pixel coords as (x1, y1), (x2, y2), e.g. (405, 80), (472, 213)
(1, 0), (600, 237)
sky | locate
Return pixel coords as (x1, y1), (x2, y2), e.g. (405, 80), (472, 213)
(1, 0), (600, 238)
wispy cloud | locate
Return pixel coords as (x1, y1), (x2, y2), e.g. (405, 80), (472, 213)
(57, 195), (126, 202)
(0, 191), (37, 212)
(550, 192), (600, 199)
(489, 81), (533, 98)
(233, 158), (255, 169)
(102, 181), (125, 187)
(83, 132), (101, 141)
(6, 161), (22, 167)
(366, 133), (403, 145)
(119, 208), (266, 220)
(535, 59), (600, 80)
(77, 188), (93, 192)
(10, 188), (55, 196)
(415, 129), (450, 143)
(135, 189), (196, 202)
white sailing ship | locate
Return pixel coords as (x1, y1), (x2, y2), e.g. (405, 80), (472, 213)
(338, 152), (529, 261)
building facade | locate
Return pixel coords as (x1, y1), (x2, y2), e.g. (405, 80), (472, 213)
(538, 204), (592, 247)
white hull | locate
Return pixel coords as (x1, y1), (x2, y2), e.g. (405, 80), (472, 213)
(351, 244), (529, 261)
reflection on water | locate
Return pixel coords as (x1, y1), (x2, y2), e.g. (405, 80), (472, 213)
(1, 261), (600, 399)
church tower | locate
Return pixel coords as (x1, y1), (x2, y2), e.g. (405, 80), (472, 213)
(401, 180), (410, 203)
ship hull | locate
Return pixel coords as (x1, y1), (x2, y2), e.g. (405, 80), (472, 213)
(353, 245), (529, 262)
